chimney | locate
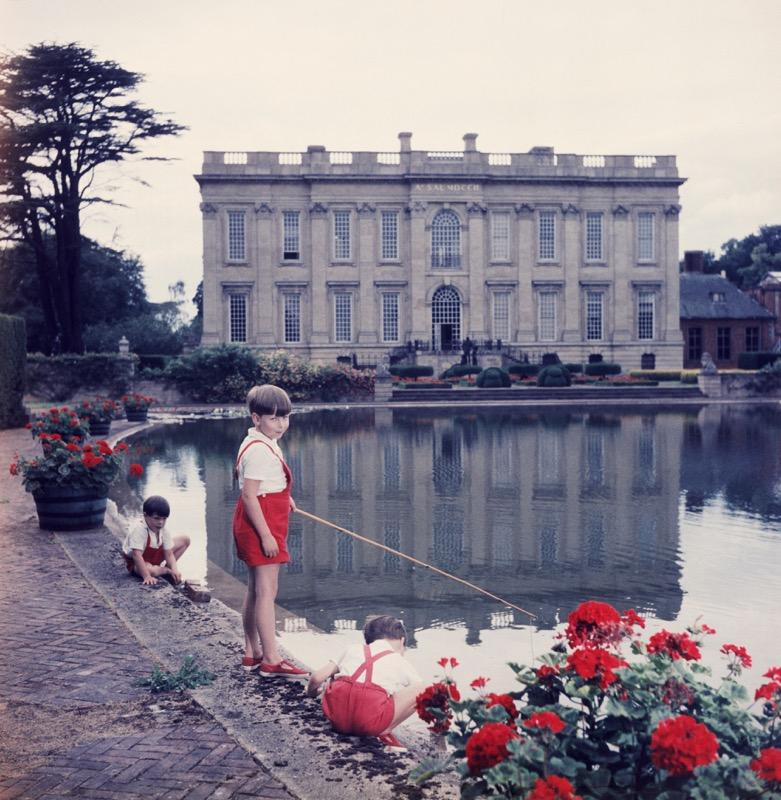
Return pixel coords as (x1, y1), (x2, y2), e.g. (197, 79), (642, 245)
(684, 250), (705, 273)
(463, 132), (478, 153)
(398, 132), (412, 153)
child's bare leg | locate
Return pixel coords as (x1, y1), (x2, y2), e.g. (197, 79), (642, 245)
(255, 564), (280, 663)
(171, 535), (190, 561)
(242, 568), (263, 660)
(382, 683), (427, 733)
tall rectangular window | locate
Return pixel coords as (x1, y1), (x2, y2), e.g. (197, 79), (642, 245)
(687, 327), (702, 362)
(229, 294), (247, 342)
(492, 292), (510, 341)
(538, 292), (557, 341)
(334, 292), (352, 342)
(585, 212), (604, 261)
(745, 326), (760, 352)
(717, 327), (731, 361)
(381, 293), (399, 343)
(538, 211), (556, 260)
(333, 210), (351, 260)
(637, 212), (655, 261)
(586, 291), (604, 340)
(227, 211), (246, 261)
(638, 291), (655, 340)
(282, 211), (300, 260)
(283, 293), (301, 343)
(380, 211), (399, 260)
(491, 212), (510, 261)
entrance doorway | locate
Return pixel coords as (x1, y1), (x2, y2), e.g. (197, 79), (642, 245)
(431, 286), (461, 351)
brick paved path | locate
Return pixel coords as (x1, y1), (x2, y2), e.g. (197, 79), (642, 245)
(0, 427), (297, 800)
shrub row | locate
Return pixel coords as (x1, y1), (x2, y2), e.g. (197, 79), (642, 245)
(26, 352), (137, 402)
(629, 370), (682, 381)
(737, 351), (781, 370)
(440, 364), (482, 379)
(584, 362), (621, 376)
(0, 314), (27, 429)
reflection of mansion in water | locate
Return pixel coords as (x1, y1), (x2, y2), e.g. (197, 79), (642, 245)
(203, 410), (683, 635)
(196, 133), (685, 369)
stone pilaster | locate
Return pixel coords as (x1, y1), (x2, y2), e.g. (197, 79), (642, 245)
(663, 205), (683, 347)
(357, 203), (378, 343)
(407, 201), (428, 341)
(200, 203), (221, 345)
(611, 205), (632, 342)
(561, 204), (581, 343)
(515, 204), (535, 341)
(467, 202), (487, 338)
(309, 203), (330, 344)
(254, 203), (275, 344)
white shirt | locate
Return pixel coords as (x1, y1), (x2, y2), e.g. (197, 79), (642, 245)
(122, 519), (173, 556)
(334, 639), (422, 696)
(236, 427), (287, 495)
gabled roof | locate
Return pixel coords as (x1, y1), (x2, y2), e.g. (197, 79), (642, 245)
(680, 273), (774, 320)
(760, 271), (781, 286)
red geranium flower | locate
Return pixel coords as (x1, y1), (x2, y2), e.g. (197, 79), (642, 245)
(764, 666), (781, 682)
(647, 630), (701, 661)
(536, 664), (559, 681)
(97, 440), (113, 456)
(565, 600), (638, 648)
(650, 715), (719, 776)
(465, 722), (519, 775)
(129, 463), (144, 477)
(621, 608), (646, 630)
(115, 442), (129, 452)
(416, 683), (452, 734)
(66, 443), (80, 452)
(751, 748), (781, 783)
(527, 775), (582, 800)
(470, 676), (489, 689)
(486, 692), (518, 720)
(9, 462), (18, 476)
(523, 710), (565, 733)
(721, 643), (752, 668)
(81, 453), (104, 469)
(701, 623), (717, 635)
(755, 681), (781, 704)
(566, 647), (627, 689)
(24, 422), (32, 429)
(448, 683), (461, 702)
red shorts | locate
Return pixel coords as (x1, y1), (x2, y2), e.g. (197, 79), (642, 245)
(124, 542), (165, 572)
(322, 677), (395, 736)
(232, 491), (290, 566)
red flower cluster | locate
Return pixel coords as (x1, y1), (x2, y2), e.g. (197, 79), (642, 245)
(650, 715), (719, 776)
(751, 748), (781, 783)
(526, 775), (582, 800)
(523, 711), (565, 734)
(536, 664), (559, 682)
(647, 630), (701, 662)
(564, 601), (643, 648)
(470, 676), (489, 689)
(720, 643), (752, 668)
(566, 647), (627, 690)
(486, 692), (518, 720)
(437, 656), (459, 668)
(464, 722), (519, 775)
(129, 463), (144, 477)
(81, 451), (105, 469)
(755, 676), (781, 706)
(9, 462), (18, 475)
(415, 683), (453, 733)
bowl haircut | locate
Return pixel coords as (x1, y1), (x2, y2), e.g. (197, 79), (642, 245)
(364, 614), (407, 644)
(247, 384), (292, 417)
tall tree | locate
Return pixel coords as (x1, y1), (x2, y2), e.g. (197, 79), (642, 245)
(716, 225), (781, 287)
(0, 42), (184, 352)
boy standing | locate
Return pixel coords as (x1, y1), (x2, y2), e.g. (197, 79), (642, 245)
(122, 495), (190, 585)
(306, 615), (424, 749)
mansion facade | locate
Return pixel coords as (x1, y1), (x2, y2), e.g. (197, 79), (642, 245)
(196, 133), (685, 368)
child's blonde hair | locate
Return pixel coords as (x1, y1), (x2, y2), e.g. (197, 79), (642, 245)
(247, 384), (292, 417)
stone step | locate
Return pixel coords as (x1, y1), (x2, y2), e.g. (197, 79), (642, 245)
(391, 386), (704, 402)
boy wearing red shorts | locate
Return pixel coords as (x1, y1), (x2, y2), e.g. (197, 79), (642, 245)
(233, 384), (307, 679)
(306, 615), (424, 749)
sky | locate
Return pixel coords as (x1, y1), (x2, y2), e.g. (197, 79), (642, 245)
(3, 0), (780, 303)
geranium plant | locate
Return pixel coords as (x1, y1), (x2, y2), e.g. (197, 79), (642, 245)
(76, 397), (121, 424)
(122, 393), (155, 412)
(9, 436), (142, 495)
(26, 406), (91, 441)
(413, 600), (781, 799)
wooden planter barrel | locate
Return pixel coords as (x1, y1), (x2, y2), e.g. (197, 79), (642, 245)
(88, 419), (112, 437)
(32, 486), (109, 531)
(125, 409), (149, 422)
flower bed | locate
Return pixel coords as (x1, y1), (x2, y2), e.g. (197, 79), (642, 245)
(413, 600), (781, 798)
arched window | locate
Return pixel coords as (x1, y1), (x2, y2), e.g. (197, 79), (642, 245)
(431, 285), (461, 350)
(431, 210), (461, 268)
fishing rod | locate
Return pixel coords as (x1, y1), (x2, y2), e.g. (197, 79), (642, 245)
(294, 508), (537, 620)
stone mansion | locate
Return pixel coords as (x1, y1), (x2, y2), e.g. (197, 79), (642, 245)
(196, 133), (685, 369)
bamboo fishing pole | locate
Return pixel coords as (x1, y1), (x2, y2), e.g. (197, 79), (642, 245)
(294, 508), (537, 620)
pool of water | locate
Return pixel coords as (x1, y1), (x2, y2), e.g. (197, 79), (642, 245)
(111, 404), (781, 695)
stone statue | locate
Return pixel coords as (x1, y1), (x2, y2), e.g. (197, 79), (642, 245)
(376, 355), (391, 379)
(700, 352), (718, 375)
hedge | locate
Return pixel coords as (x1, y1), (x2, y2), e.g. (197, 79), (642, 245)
(397, 381), (452, 389)
(476, 367), (511, 388)
(441, 364), (482, 379)
(507, 364), (540, 377)
(26, 352), (137, 401)
(389, 364), (434, 378)
(629, 370), (681, 381)
(584, 362), (621, 376)
(0, 315), (27, 429)
(537, 364), (571, 387)
(563, 363), (583, 374)
(737, 352), (781, 370)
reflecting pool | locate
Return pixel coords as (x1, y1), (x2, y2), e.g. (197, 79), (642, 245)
(111, 404), (781, 693)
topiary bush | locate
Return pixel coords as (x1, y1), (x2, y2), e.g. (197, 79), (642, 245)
(476, 367), (511, 388)
(537, 364), (572, 387)
(0, 314), (27, 429)
(508, 364), (540, 378)
(585, 362), (621, 377)
(390, 365), (435, 379)
(442, 365), (483, 379)
(738, 352), (781, 370)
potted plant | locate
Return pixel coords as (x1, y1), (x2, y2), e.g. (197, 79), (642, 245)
(26, 406), (91, 443)
(122, 393), (155, 422)
(76, 397), (121, 437)
(9, 436), (143, 531)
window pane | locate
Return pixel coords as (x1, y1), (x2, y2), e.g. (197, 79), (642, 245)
(382, 293), (399, 343)
(333, 211), (351, 260)
(227, 211), (246, 261)
(431, 210), (461, 269)
(283, 293), (301, 343)
(334, 292), (352, 342)
(538, 211), (556, 260)
(283, 211), (300, 260)
(687, 327), (702, 361)
(717, 326), (731, 360)
(538, 292), (556, 341)
(492, 292), (510, 340)
(229, 294), (247, 342)
(638, 212), (655, 260)
(638, 291), (654, 340)
(586, 212), (603, 261)
(491, 213), (510, 260)
(745, 326), (759, 353)
(586, 291), (603, 340)
(381, 211), (399, 260)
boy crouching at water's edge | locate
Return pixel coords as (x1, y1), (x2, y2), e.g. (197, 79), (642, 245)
(306, 615), (425, 749)
(122, 495), (190, 585)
